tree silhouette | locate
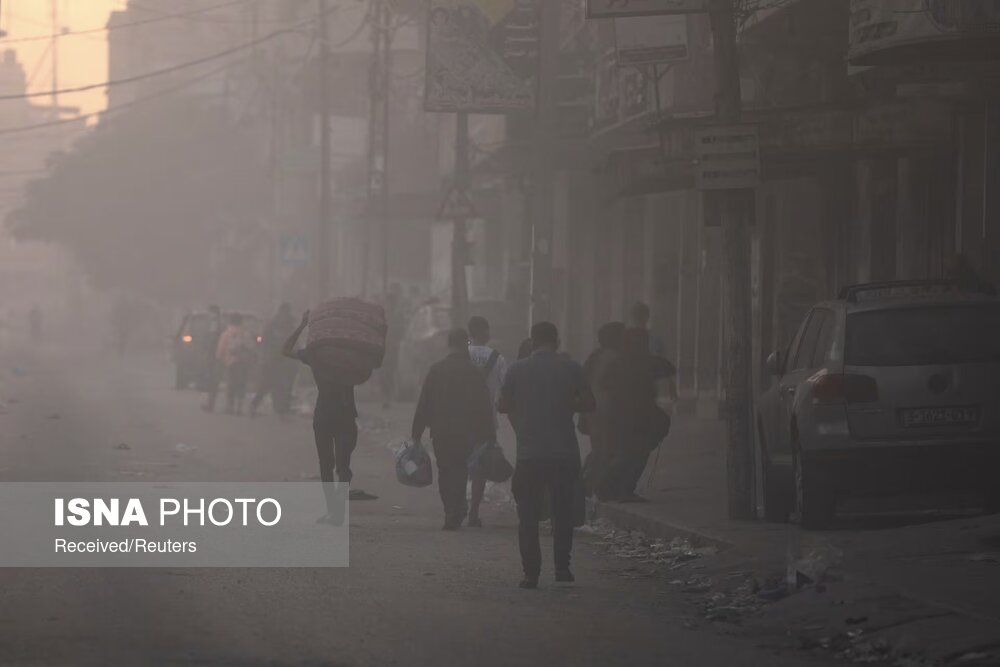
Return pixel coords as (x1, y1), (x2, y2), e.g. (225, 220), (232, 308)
(7, 98), (271, 304)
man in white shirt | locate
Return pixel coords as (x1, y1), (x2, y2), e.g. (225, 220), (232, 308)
(466, 316), (509, 527)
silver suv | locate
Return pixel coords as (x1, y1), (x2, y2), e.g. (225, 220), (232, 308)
(757, 281), (1000, 528)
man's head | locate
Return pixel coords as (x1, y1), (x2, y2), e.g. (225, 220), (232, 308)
(467, 316), (490, 344)
(229, 313), (243, 326)
(530, 321), (559, 352)
(630, 301), (651, 328)
(447, 328), (470, 354)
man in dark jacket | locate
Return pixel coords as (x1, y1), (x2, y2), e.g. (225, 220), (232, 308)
(499, 322), (596, 588)
(412, 328), (496, 530)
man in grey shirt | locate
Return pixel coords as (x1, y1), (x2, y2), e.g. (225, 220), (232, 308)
(498, 322), (596, 589)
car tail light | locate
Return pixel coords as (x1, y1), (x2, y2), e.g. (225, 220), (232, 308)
(809, 373), (878, 405)
(256, 336), (263, 343)
(182, 335), (193, 343)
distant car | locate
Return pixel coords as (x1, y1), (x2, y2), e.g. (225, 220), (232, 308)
(757, 281), (1000, 528)
(172, 311), (263, 390)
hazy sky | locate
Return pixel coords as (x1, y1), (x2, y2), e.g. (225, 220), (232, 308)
(4, 0), (118, 117)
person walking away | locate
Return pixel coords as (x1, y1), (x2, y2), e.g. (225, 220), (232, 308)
(250, 303), (298, 418)
(602, 327), (676, 502)
(27, 305), (43, 344)
(216, 313), (255, 415)
(412, 328), (495, 530)
(498, 322), (596, 589)
(580, 322), (625, 501)
(466, 316), (509, 527)
(282, 311), (377, 516)
(201, 305), (225, 411)
(630, 301), (667, 357)
(380, 283), (406, 409)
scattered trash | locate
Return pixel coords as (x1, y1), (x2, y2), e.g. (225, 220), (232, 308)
(114, 443), (132, 451)
(968, 552), (1000, 564)
(391, 505), (403, 510)
(174, 443), (196, 453)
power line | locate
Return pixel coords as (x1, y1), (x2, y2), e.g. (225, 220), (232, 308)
(0, 57), (246, 136)
(0, 19), (311, 101)
(0, 0), (249, 44)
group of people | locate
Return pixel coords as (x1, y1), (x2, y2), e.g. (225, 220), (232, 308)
(200, 294), (673, 589)
(408, 302), (675, 589)
(199, 303), (299, 418)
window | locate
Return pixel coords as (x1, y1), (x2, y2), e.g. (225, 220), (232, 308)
(811, 310), (837, 369)
(791, 310), (828, 372)
(845, 305), (1000, 367)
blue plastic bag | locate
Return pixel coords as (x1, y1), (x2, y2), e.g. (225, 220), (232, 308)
(395, 439), (433, 488)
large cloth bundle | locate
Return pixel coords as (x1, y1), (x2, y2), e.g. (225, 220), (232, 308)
(307, 298), (388, 386)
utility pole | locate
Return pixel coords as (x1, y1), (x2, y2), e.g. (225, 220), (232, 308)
(452, 112), (470, 323)
(363, 0), (391, 299)
(50, 0), (59, 118)
(527, 0), (561, 325)
(379, 1), (392, 298)
(709, 0), (755, 519)
(317, 0), (332, 301)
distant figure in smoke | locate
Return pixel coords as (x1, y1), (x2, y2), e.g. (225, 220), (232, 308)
(250, 302), (298, 418)
(412, 328), (495, 530)
(466, 315), (509, 527)
(629, 301), (667, 357)
(27, 304), (43, 343)
(215, 313), (256, 416)
(945, 252), (997, 296)
(381, 283), (406, 409)
(201, 305), (225, 412)
(602, 327), (675, 503)
(580, 321), (625, 501)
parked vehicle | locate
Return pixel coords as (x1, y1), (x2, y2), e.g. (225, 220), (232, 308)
(172, 311), (263, 390)
(757, 281), (1000, 528)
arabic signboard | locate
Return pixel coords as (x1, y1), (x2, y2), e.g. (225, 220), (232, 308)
(425, 0), (541, 114)
(695, 124), (760, 191)
(587, 0), (709, 18)
(615, 14), (689, 67)
(850, 0), (1000, 64)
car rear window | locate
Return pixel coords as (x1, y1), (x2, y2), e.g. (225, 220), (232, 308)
(845, 305), (1000, 366)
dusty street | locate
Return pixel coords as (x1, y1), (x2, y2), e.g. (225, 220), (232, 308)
(0, 347), (839, 667)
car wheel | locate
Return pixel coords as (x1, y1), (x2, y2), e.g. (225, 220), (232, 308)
(792, 436), (835, 530)
(759, 422), (792, 523)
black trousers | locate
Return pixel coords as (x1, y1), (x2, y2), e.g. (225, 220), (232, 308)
(313, 418), (358, 484)
(435, 446), (469, 521)
(512, 459), (579, 578)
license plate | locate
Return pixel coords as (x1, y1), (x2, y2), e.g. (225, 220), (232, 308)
(900, 406), (980, 428)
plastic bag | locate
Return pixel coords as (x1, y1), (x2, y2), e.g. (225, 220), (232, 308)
(395, 439), (433, 488)
(467, 443), (514, 484)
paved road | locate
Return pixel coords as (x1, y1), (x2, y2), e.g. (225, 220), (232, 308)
(0, 347), (838, 666)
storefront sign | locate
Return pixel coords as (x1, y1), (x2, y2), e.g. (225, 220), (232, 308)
(425, 0), (541, 113)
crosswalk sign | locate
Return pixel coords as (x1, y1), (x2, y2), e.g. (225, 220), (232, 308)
(438, 187), (478, 221)
(280, 234), (310, 266)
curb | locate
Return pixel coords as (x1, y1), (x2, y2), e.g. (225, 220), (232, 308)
(590, 499), (735, 552)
